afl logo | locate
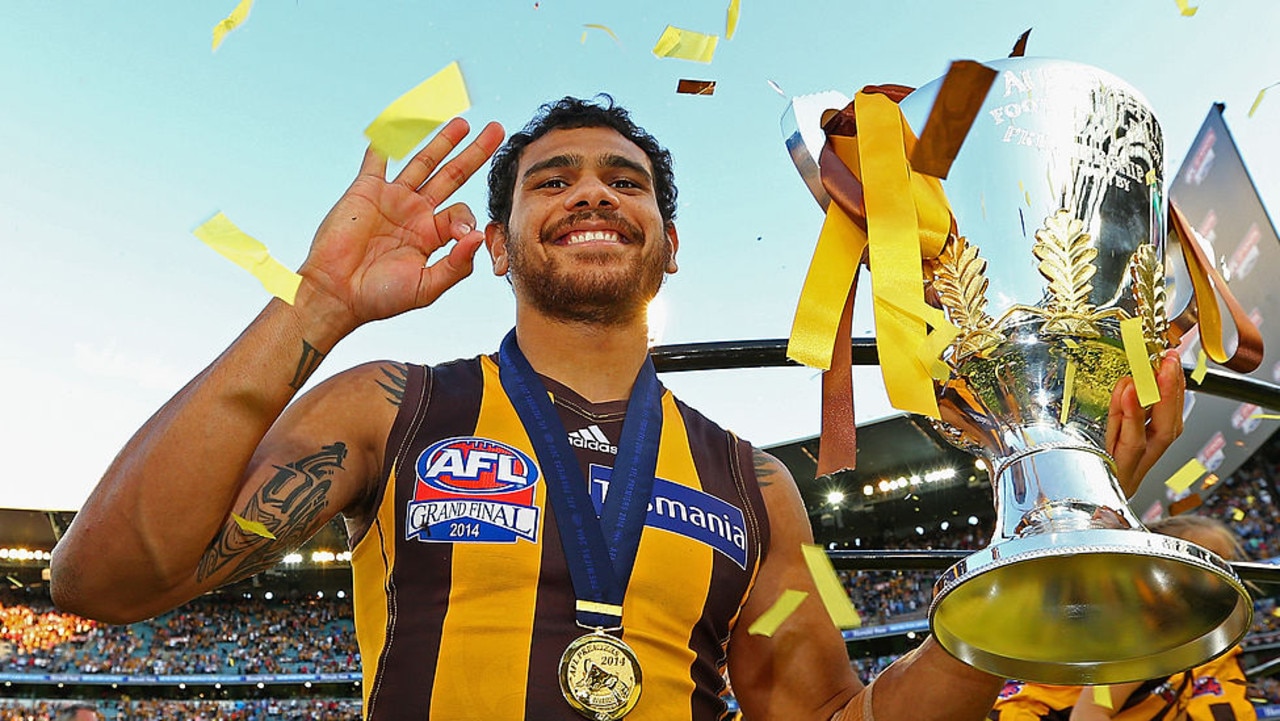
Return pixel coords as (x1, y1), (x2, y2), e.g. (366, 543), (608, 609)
(416, 437), (539, 495)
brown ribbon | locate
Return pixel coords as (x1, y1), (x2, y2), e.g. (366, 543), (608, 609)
(1168, 200), (1264, 373)
(909, 61), (999, 179)
(1009, 28), (1032, 57)
(818, 269), (861, 476)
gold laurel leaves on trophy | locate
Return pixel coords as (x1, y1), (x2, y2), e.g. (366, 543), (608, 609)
(933, 234), (1003, 360)
(1032, 210), (1104, 337)
(1128, 244), (1169, 358)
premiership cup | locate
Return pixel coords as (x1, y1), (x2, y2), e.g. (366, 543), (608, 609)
(888, 58), (1252, 684)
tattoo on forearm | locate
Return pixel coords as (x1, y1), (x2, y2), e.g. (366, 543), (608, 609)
(289, 340), (325, 390)
(197, 442), (347, 584)
(378, 363), (409, 407)
(753, 448), (779, 488)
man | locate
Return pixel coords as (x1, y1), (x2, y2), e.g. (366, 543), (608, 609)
(50, 96), (1185, 720)
(53, 704), (99, 721)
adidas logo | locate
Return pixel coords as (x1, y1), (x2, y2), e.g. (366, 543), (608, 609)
(567, 425), (617, 455)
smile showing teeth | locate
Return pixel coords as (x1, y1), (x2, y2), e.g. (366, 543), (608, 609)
(564, 230), (621, 245)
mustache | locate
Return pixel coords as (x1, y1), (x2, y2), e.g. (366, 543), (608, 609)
(540, 210), (645, 245)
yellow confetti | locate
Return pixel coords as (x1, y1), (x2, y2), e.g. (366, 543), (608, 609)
(800, 544), (861, 629)
(726, 0), (741, 40)
(1250, 88), (1268, 118)
(1093, 685), (1113, 709)
(231, 512), (277, 540)
(1232, 507), (1246, 522)
(652, 25), (719, 63)
(364, 61), (471, 161)
(747, 589), (808, 637)
(1249, 84), (1280, 118)
(1249, 413), (1280, 420)
(1165, 458), (1208, 493)
(1175, 0), (1198, 16)
(1060, 358), (1077, 425)
(1270, 606), (1280, 618)
(193, 213), (302, 304)
(1120, 318), (1161, 407)
(583, 23), (621, 45)
(1145, 168), (1157, 185)
(212, 0), (254, 51)
(1191, 348), (1208, 384)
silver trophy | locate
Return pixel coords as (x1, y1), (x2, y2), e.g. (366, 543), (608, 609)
(787, 57), (1252, 684)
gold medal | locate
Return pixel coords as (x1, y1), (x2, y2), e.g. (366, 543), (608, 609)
(558, 630), (643, 720)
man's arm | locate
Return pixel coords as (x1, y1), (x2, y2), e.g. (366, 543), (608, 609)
(50, 119), (505, 623)
(727, 450), (1003, 721)
(728, 359), (1186, 720)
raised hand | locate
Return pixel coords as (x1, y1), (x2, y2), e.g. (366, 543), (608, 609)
(298, 118), (506, 335)
(1107, 351), (1187, 497)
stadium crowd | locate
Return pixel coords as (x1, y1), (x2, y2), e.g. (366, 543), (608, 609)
(4, 436), (1280, 714)
(1, 593), (357, 676)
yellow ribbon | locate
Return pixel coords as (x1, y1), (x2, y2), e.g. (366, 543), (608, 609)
(855, 91), (949, 418)
(787, 202), (865, 370)
(787, 92), (956, 419)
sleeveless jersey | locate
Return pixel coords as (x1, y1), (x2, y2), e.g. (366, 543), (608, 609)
(988, 646), (1255, 721)
(988, 680), (1078, 721)
(1111, 646), (1254, 721)
(349, 355), (770, 721)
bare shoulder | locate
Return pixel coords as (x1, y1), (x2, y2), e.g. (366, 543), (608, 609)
(750, 446), (809, 526)
(274, 359), (412, 500)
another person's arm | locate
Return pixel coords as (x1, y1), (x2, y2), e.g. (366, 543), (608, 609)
(50, 119), (504, 623)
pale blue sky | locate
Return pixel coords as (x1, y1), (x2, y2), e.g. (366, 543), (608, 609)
(2, 1), (1278, 510)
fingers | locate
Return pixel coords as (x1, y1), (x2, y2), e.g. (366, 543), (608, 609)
(1131, 352), (1188, 485)
(432, 203), (478, 250)
(393, 120), (506, 210)
(1148, 351), (1187, 446)
(415, 121), (506, 208)
(393, 117), (473, 189)
(416, 224), (485, 306)
(1107, 378), (1146, 496)
(1109, 352), (1189, 496)
(357, 144), (389, 181)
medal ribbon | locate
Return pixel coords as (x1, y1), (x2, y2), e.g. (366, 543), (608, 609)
(498, 329), (663, 629)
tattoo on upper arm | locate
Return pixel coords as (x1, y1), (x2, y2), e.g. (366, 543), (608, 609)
(753, 447), (781, 488)
(289, 340), (326, 391)
(378, 363), (409, 407)
(197, 442), (347, 585)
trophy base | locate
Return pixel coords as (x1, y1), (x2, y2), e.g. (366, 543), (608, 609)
(930, 529), (1252, 684)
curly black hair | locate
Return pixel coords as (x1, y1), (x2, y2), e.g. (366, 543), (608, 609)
(487, 94), (677, 228)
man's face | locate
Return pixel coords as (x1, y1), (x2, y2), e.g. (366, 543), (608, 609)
(487, 125), (678, 326)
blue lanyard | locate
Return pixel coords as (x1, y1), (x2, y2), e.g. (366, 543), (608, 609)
(498, 329), (663, 629)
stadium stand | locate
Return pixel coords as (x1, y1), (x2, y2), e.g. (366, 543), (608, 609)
(4, 436), (1280, 716)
